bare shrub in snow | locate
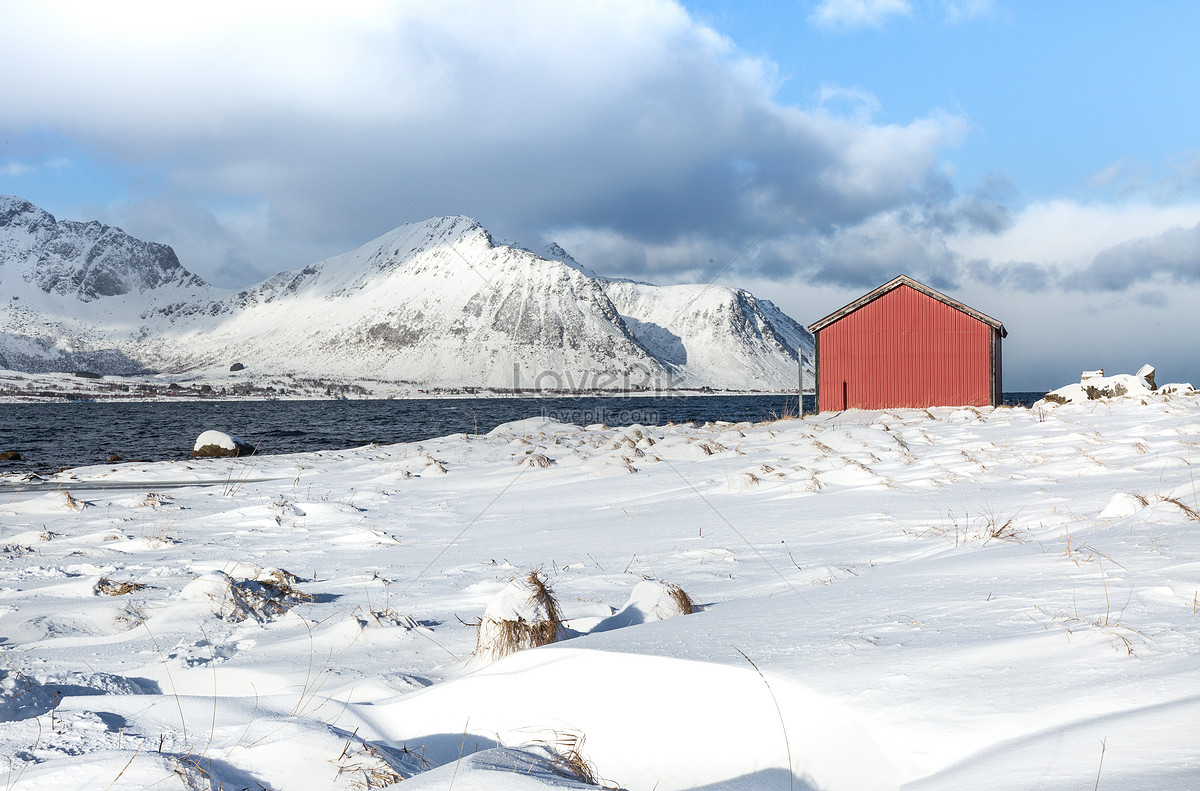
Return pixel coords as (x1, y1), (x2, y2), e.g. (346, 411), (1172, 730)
(336, 737), (430, 789)
(519, 453), (554, 469)
(186, 567), (314, 623)
(169, 753), (212, 791)
(94, 578), (147, 596)
(61, 491), (89, 511)
(474, 571), (562, 663)
(983, 511), (1023, 543)
(532, 731), (602, 786)
(1159, 495), (1200, 523)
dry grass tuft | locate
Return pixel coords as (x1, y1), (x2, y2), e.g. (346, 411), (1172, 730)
(474, 571), (562, 662)
(336, 738), (430, 789)
(666, 583), (694, 615)
(520, 453), (554, 469)
(1160, 495), (1200, 522)
(983, 512), (1023, 543)
(61, 491), (89, 511)
(95, 578), (147, 596)
(115, 602), (146, 629)
(139, 492), (174, 508)
(169, 753), (212, 791)
(928, 508), (1024, 546)
(535, 731), (601, 786)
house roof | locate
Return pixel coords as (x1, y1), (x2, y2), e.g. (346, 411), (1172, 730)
(808, 274), (1007, 337)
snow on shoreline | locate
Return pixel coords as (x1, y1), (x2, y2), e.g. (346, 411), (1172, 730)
(3, 393), (1199, 789)
(0, 367), (797, 404)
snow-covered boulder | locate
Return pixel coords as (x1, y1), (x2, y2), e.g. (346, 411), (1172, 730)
(1041, 364), (1194, 404)
(190, 430), (254, 457)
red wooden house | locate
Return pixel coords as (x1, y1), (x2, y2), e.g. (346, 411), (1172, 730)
(808, 275), (1006, 411)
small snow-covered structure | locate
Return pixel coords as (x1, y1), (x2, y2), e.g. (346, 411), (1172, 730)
(1041, 364), (1194, 404)
(190, 430), (254, 457)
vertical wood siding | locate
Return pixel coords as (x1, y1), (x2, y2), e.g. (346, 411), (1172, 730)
(817, 285), (996, 410)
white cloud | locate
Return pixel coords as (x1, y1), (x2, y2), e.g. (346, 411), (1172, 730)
(815, 84), (883, 121)
(1, 163), (32, 178)
(946, 199), (1200, 270)
(942, 0), (995, 24)
(0, 0), (963, 284)
(809, 0), (913, 31)
(0, 158), (70, 179)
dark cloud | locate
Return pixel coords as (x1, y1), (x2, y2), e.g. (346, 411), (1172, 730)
(906, 171), (1015, 235)
(1064, 222), (1200, 291)
(965, 259), (1054, 292)
(1132, 289), (1168, 307)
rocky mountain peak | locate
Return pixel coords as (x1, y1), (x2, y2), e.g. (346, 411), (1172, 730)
(0, 196), (208, 301)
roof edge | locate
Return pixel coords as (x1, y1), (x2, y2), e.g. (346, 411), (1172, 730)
(808, 274), (1007, 337)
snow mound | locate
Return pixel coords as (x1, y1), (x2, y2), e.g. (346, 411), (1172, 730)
(1100, 492), (1148, 519)
(371, 647), (898, 791)
(1, 669), (58, 722)
(399, 745), (599, 790)
(594, 580), (694, 632)
(487, 417), (575, 437)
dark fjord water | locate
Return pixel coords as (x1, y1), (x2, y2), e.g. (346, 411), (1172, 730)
(0, 393), (1045, 473)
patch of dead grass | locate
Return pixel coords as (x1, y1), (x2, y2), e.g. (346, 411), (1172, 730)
(95, 578), (148, 596)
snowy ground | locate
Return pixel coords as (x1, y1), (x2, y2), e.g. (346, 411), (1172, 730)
(2, 394), (1199, 790)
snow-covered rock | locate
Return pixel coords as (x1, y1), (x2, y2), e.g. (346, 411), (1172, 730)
(1041, 364), (1195, 404)
(190, 430), (254, 457)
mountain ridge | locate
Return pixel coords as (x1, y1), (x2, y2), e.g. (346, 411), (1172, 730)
(0, 197), (813, 390)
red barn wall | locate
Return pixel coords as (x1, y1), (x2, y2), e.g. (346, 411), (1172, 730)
(817, 284), (996, 410)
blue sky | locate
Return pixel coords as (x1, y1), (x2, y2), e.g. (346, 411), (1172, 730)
(689, 1), (1200, 195)
(2, 0), (1199, 390)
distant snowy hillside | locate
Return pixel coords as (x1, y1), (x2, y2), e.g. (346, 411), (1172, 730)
(0, 196), (812, 390)
(602, 280), (813, 390)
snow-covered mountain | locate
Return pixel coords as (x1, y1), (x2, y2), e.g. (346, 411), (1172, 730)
(0, 195), (813, 390)
(0, 196), (218, 374)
